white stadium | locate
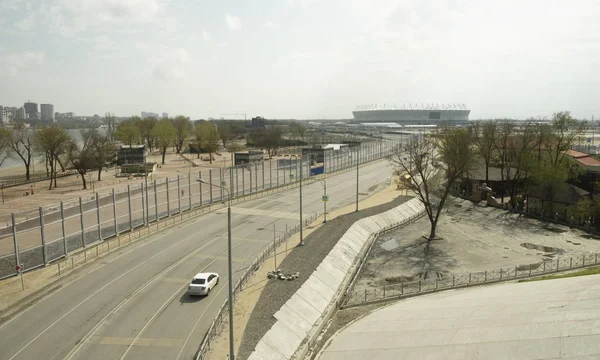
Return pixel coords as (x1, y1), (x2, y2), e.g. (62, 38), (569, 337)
(352, 103), (470, 126)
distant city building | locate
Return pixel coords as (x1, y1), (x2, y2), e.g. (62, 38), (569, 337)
(0, 106), (7, 124)
(352, 103), (470, 126)
(24, 101), (38, 121)
(251, 116), (266, 128)
(40, 104), (55, 123)
(162, 112), (168, 119)
(141, 111), (159, 119)
(17, 107), (26, 120)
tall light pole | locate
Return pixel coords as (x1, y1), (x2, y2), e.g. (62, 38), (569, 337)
(144, 149), (149, 224)
(355, 144), (360, 212)
(298, 154), (304, 246)
(197, 178), (234, 360)
(316, 178), (327, 223)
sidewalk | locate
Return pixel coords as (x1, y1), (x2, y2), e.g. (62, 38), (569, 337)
(203, 176), (408, 360)
(317, 274), (600, 360)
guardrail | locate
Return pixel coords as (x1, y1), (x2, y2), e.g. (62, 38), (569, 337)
(343, 252), (600, 308)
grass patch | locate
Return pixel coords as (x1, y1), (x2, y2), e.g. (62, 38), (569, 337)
(519, 266), (600, 283)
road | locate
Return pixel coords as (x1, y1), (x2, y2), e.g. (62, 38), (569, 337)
(0, 160), (393, 360)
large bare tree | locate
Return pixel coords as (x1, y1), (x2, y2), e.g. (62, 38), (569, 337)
(34, 126), (71, 189)
(389, 127), (476, 242)
(152, 119), (177, 165)
(172, 116), (191, 153)
(7, 128), (36, 180)
(0, 128), (10, 167)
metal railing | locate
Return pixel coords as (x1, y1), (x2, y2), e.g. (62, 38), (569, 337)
(194, 212), (323, 360)
(0, 140), (400, 280)
(343, 252), (600, 308)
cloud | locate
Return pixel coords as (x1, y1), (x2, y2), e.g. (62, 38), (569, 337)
(0, 0), (23, 10)
(0, 51), (45, 77)
(264, 21), (278, 29)
(137, 43), (190, 81)
(225, 14), (242, 31)
(16, 13), (35, 31)
(202, 30), (211, 41)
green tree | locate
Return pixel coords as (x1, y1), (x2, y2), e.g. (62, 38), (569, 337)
(218, 122), (233, 150)
(138, 117), (157, 150)
(194, 122), (206, 159)
(89, 130), (116, 181)
(34, 126), (71, 189)
(263, 126), (283, 158)
(172, 116), (191, 153)
(152, 119), (177, 164)
(115, 119), (142, 146)
(204, 122), (220, 164)
(104, 113), (117, 141)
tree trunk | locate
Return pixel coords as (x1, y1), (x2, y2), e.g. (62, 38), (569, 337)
(485, 160), (489, 183)
(428, 218), (437, 240)
(53, 159), (58, 188)
(97, 167), (103, 181)
(25, 161), (31, 181)
(80, 171), (87, 189)
(197, 151), (200, 159)
(161, 148), (166, 165)
(48, 159), (54, 190)
(57, 157), (66, 172)
(208, 151), (212, 164)
(45, 154), (50, 177)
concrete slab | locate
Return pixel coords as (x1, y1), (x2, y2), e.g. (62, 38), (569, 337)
(261, 321), (303, 359)
(318, 274), (600, 360)
(285, 294), (321, 326)
(318, 260), (346, 282)
(305, 274), (336, 301)
(296, 283), (331, 313)
(248, 340), (286, 360)
(274, 303), (313, 340)
(313, 267), (343, 293)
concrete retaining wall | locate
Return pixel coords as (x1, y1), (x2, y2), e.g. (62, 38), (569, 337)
(247, 197), (426, 360)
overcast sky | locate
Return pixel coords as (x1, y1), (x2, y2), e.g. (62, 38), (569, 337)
(0, 0), (599, 120)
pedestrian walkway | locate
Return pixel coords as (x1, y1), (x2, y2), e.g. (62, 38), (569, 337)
(318, 274), (600, 360)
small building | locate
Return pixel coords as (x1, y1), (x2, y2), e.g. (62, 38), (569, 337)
(526, 184), (591, 221)
(234, 151), (264, 166)
(301, 146), (332, 164)
(118, 145), (147, 165)
(456, 164), (525, 202)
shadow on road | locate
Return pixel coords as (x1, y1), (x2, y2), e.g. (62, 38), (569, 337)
(179, 292), (209, 304)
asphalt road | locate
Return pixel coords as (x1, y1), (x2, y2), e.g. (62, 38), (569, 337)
(0, 160), (393, 360)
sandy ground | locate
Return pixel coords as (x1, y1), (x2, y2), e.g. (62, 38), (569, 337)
(0, 147), (293, 223)
(355, 197), (600, 289)
(203, 177), (404, 360)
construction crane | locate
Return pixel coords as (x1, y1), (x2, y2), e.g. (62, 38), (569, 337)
(220, 113), (247, 122)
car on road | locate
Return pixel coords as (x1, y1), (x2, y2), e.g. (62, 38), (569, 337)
(188, 272), (219, 296)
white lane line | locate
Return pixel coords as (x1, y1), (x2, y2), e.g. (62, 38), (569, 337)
(62, 233), (229, 360)
(175, 284), (227, 360)
(7, 228), (211, 360)
(0, 217), (208, 331)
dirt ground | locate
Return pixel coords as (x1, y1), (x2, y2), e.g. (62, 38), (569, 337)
(355, 197), (600, 289)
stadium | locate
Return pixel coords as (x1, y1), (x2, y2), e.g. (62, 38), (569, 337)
(352, 103), (470, 126)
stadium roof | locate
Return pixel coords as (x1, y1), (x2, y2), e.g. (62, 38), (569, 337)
(354, 103), (469, 111)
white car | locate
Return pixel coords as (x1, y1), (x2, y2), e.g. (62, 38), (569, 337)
(188, 272), (219, 296)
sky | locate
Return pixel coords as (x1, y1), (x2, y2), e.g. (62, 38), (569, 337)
(0, 0), (599, 120)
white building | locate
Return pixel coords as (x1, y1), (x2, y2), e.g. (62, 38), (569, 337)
(141, 111), (159, 119)
(40, 104), (55, 123)
(162, 112), (168, 119)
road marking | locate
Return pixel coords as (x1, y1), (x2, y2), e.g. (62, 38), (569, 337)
(192, 254), (248, 263)
(162, 277), (188, 284)
(216, 207), (297, 220)
(9, 228), (211, 360)
(87, 336), (184, 347)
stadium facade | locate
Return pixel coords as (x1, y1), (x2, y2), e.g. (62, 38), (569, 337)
(352, 103), (470, 126)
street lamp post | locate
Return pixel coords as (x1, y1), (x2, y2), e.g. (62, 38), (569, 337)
(316, 178), (327, 223)
(196, 178), (234, 360)
(298, 154), (304, 246)
(355, 144), (360, 212)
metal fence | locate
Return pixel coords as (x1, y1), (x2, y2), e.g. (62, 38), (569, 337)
(0, 140), (400, 280)
(194, 212), (323, 360)
(343, 252), (600, 308)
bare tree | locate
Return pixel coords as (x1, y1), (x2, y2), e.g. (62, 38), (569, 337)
(7, 128), (35, 180)
(34, 126), (71, 189)
(104, 113), (117, 141)
(66, 130), (95, 189)
(138, 117), (157, 150)
(89, 130), (116, 181)
(494, 121), (515, 203)
(389, 128), (476, 242)
(475, 120), (497, 183)
(0, 128), (10, 167)
(172, 116), (191, 153)
(263, 126), (283, 158)
(218, 122), (233, 150)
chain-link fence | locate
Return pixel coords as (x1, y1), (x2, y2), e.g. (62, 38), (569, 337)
(0, 140), (400, 280)
(343, 253), (600, 308)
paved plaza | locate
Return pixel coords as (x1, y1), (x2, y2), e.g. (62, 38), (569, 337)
(319, 275), (600, 360)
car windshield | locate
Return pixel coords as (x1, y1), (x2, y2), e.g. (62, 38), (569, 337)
(192, 278), (206, 285)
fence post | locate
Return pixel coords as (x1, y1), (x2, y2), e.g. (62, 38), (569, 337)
(557, 259), (560, 271)
(61, 201), (67, 255)
(500, 268), (503, 280)
(209, 170), (213, 203)
(96, 193), (102, 241)
(583, 255), (586, 266)
(596, 253), (598, 264)
(235, 166), (239, 197)
(39, 207), (47, 265)
(364, 289), (367, 302)
(187, 172), (192, 210)
(452, 275), (455, 287)
(262, 160), (265, 190)
(166, 178), (171, 216)
(570, 257), (573, 269)
(112, 190), (119, 237)
(219, 168), (223, 201)
(79, 197), (86, 248)
(383, 285), (386, 297)
(242, 166), (246, 196)
(248, 165), (252, 195)
(230, 167), (234, 201)
(141, 183), (146, 225)
(514, 266), (518, 277)
(198, 171), (203, 206)
(154, 180), (158, 220)
(484, 271), (487, 282)
(255, 162), (258, 192)
(12, 213), (19, 274)
(177, 175), (182, 213)
(269, 159), (272, 189)
(468, 273), (472, 284)
(435, 277), (438, 290)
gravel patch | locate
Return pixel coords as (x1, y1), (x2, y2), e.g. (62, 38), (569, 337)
(237, 195), (412, 359)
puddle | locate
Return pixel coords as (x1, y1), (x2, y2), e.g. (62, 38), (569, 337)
(520, 243), (566, 255)
(380, 238), (399, 251)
